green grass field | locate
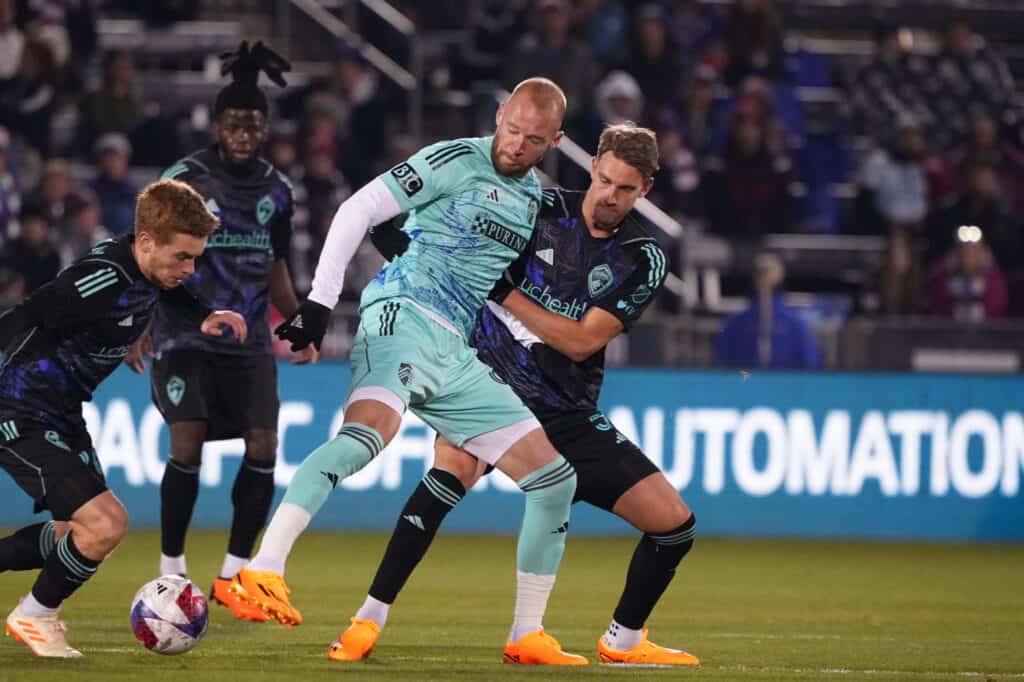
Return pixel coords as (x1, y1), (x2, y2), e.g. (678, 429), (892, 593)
(0, 530), (1022, 681)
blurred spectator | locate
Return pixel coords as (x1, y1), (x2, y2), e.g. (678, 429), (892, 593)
(89, 132), (137, 236)
(576, 70), (643, 148)
(855, 120), (929, 235)
(927, 228), (1008, 321)
(647, 126), (700, 223)
(926, 161), (1022, 270)
(266, 123), (301, 181)
(58, 187), (109, 267)
(666, 0), (723, 61)
(0, 200), (59, 298)
(849, 23), (933, 143)
(658, 64), (718, 158)
(280, 45), (390, 186)
(575, 0), (628, 66)
(930, 19), (1015, 149)
(622, 4), (684, 111)
(701, 96), (794, 238)
(723, 0), (785, 86)
(0, 36), (58, 154)
(297, 139), (351, 236)
(0, 0), (24, 82)
(502, 0), (597, 124)
(453, 0), (529, 86)
(28, 158), (74, 225)
(938, 112), (1024, 221)
(863, 227), (925, 316)
(714, 252), (821, 369)
(77, 50), (141, 154)
(0, 125), (17, 236)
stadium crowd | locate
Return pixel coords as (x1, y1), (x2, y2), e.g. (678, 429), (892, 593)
(1, 0), (1023, 330)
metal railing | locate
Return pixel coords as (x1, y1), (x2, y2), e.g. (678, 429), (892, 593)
(285, 0), (422, 143)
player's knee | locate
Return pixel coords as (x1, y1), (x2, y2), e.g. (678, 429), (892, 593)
(519, 456), (577, 505)
(85, 504), (129, 554)
(658, 497), (691, 532)
(243, 430), (278, 467)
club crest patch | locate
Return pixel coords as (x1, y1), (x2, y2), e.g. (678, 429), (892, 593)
(167, 376), (186, 407)
(587, 265), (614, 297)
(256, 195), (276, 225)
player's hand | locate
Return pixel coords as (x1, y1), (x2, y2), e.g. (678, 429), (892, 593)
(201, 310), (248, 342)
(275, 299), (331, 352)
(124, 331), (154, 374)
(290, 344), (320, 365)
(369, 217), (411, 261)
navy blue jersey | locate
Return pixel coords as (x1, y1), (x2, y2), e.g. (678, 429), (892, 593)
(0, 237), (207, 433)
(470, 188), (667, 420)
(153, 146), (293, 356)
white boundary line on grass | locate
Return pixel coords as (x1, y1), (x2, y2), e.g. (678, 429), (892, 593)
(719, 665), (1024, 678)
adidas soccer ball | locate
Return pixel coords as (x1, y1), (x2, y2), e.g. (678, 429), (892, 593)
(130, 575), (209, 655)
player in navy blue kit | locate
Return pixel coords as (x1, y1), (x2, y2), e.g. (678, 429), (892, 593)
(122, 43), (315, 622)
(329, 124), (700, 666)
(0, 179), (245, 657)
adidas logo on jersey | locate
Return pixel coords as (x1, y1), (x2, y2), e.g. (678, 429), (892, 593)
(535, 248), (554, 265)
(485, 188), (500, 203)
(118, 315), (133, 327)
(292, 315), (304, 329)
(403, 514), (425, 530)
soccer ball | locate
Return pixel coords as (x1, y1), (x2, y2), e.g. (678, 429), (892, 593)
(129, 575), (209, 655)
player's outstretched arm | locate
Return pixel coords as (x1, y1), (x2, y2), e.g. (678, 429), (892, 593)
(498, 242), (668, 362)
(500, 289), (624, 362)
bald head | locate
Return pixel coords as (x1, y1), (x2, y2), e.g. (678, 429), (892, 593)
(492, 77), (566, 177)
(509, 77), (567, 122)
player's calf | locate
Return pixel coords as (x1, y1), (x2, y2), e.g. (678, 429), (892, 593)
(0, 521), (61, 572)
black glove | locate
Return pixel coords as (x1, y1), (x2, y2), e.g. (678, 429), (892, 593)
(487, 269), (516, 304)
(275, 299), (331, 351)
(369, 218), (411, 261)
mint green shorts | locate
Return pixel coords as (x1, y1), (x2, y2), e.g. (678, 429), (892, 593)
(347, 299), (535, 447)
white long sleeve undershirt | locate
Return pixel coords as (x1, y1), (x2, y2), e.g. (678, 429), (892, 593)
(308, 177), (402, 309)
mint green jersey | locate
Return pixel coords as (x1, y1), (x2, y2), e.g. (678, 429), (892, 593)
(367, 136), (542, 337)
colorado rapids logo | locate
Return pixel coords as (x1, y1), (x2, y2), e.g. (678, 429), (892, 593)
(167, 376), (186, 407)
(588, 264), (614, 297)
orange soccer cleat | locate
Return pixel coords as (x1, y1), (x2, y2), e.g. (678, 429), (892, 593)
(5, 602), (82, 658)
(211, 577), (270, 622)
(503, 629), (588, 666)
(597, 630), (700, 666)
(327, 617), (381, 661)
(229, 567), (302, 625)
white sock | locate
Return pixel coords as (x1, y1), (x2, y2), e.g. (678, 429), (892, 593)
(247, 503), (311, 575)
(20, 593), (59, 618)
(219, 553), (248, 579)
(160, 553), (187, 577)
(508, 570), (556, 642)
(355, 594), (390, 628)
(603, 619), (643, 650)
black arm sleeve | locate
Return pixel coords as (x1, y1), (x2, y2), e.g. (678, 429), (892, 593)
(592, 243), (668, 330)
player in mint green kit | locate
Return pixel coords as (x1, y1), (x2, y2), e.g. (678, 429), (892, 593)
(233, 78), (588, 665)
